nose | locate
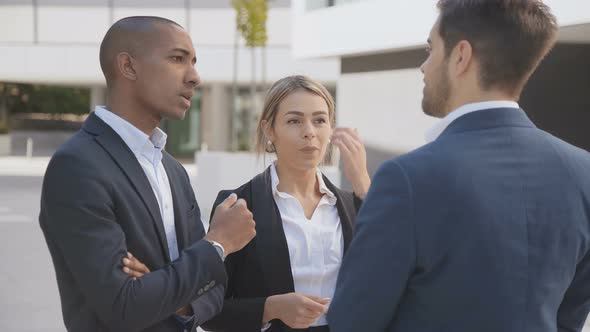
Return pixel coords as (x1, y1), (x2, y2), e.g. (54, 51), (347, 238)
(186, 65), (201, 88)
(302, 121), (316, 140)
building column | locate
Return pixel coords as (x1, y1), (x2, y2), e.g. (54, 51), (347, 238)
(200, 84), (232, 151)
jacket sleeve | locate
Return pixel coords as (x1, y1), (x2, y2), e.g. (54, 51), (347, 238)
(201, 190), (269, 332)
(327, 159), (417, 332)
(557, 248), (590, 332)
(39, 150), (227, 332)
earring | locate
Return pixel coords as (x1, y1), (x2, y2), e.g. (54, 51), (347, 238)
(266, 140), (275, 153)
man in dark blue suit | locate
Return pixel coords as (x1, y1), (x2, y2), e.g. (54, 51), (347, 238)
(39, 17), (256, 331)
(329, 1), (590, 331)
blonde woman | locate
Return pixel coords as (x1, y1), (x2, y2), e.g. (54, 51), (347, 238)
(123, 75), (371, 332)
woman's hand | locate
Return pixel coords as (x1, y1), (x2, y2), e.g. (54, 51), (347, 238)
(122, 252), (192, 316)
(332, 127), (371, 199)
(263, 293), (329, 329)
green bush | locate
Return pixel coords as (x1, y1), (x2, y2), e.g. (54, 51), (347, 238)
(0, 122), (9, 134)
(0, 83), (91, 116)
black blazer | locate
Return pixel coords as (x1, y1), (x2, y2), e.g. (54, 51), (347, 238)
(39, 112), (227, 332)
(201, 167), (362, 332)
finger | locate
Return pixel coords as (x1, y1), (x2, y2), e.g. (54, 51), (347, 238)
(302, 307), (324, 318)
(333, 137), (352, 159)
(221, 193), (238, 208)
(122, 266), (145, 278)
(293, 315), (317, 329)
(302, 296), (329, 313)
(130, 257), (150, 273)
(232, 198), (248, 211)
(334, 127), (361, 141)
(123, 257), (150, 274)
(304, 295), (331, 306)
(334, 131), (361, 151)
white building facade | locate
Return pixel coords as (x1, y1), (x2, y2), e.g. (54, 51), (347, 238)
(0, 0), (339, 155)
(292, 0), (590, 173)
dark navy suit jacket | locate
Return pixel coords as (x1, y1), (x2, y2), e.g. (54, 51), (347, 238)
(39, 113), (227, 332)
(328, 108), (590, 332)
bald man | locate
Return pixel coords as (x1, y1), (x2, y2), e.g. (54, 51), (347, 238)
(39, 16), (256, 332)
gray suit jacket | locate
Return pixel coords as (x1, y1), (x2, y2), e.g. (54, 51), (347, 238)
(39, 112), (227, 332)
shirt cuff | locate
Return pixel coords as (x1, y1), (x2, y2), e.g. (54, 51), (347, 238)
(207, 240), (226, 261)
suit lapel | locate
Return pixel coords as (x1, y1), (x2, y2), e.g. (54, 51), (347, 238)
(162, 154), (189, 251)
(85, 113), (171, 261)
(250, 168), (295, 295)
(324, 176), (355, 253)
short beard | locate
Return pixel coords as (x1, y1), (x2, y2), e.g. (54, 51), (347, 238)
(422, 61), (451, 118)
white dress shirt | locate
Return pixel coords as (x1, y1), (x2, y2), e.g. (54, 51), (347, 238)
(94, 106), (180, 261)
(270, 162), (343, 327)
(425, 100), (520, 143)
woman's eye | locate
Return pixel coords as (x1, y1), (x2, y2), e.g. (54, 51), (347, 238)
(314, 118), (327, 124)
(287, 119), (299, 124)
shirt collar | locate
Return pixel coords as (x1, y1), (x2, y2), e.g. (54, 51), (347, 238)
(270, 162), (337, 205)
(424, 100), (520, 143)
(94, 106), (167, 163)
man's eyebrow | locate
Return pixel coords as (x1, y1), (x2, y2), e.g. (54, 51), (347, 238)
(170, 48), (196, 63)
(171, 48), (190, 55)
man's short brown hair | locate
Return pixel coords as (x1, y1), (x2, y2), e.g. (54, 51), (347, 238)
(437, 0), (558, 94)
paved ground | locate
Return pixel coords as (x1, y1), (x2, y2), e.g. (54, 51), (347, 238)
(0, 175), (64, 332)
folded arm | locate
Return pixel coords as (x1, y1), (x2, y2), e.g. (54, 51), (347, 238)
(40, 152), (227, 331)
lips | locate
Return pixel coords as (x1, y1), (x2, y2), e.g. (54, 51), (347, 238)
(180, 93), (193, 108)
(300, 146), (319, 152)
(180, 93), (193, 101)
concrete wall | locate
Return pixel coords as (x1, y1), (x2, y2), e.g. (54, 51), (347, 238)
(0, 1), (339, 85)
(292, 0), (590, 59)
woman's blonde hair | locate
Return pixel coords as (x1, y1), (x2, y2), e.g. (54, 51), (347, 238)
(255, 75), (335, 161)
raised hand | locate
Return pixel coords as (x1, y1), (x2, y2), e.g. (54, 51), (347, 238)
(206, 193), (256, 255)
(332, 127), (371, 198)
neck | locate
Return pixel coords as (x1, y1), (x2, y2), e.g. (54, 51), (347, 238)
(106, 91), (161, 135)
(444, 90), (517, 118)
(274, 160), (319, 198)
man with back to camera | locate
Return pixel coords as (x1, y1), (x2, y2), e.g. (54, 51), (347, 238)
(39, 16), (256, 332)
(329, 1), (590, 331)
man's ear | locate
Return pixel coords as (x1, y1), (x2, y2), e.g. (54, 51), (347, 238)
(451, 40), (473, 77)
(117, 52), (137, 81)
